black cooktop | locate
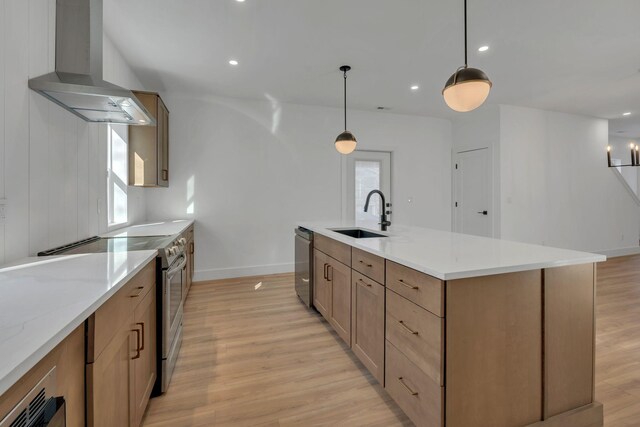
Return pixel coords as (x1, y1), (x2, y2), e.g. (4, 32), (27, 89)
(38, 236), (174, 256)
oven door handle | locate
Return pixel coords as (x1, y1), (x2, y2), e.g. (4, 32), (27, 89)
(167, 254), (187, 278)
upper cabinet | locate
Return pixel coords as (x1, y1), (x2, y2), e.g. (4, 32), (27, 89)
(128, 91), (170, 187)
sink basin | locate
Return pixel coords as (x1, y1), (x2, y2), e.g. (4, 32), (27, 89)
(330, 228), (387, 238)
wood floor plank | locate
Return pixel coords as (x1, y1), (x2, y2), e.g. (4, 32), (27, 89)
(144, 256), (640, 426)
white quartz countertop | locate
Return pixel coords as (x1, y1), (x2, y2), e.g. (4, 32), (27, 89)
(298, 221), (606, 280)
(101, 219), (194, 238)
(0, 251), (157, 396)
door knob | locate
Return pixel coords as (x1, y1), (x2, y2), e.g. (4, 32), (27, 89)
(477, 210), (488, 215)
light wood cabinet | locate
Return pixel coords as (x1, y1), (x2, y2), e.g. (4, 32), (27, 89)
(328, 259), (352, 346)
(313, 247), (352, 346)
(129, 91), (169, 187)
(352, 247), (385, 284)
(87, 315), (136, 427)
(86, 261), (157, 427)
(351, 270), (385, 383)
(132, 285), (157, 427)
(313, 249), (331, 320)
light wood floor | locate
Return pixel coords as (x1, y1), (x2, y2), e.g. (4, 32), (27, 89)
(142, 274), (410, 427)
(143, 256), (640, 427)
(595, 255), (640, 426)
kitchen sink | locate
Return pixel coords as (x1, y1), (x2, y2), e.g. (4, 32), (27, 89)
(330, 228), (387, 238)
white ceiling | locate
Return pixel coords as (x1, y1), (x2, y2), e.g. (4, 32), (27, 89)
(104, 0), (640, 132)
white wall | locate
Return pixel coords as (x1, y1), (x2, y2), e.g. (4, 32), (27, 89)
(144, 94), (452, 280)
(500, 105), (640, 254)
(0, 0), (147, 264)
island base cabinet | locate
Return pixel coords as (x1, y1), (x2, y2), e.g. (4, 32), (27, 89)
(313, 249), (331, 319)
(328, 259), (352, 346)
(351, 270), (384, 383)
(86, 314), (136, 427)
(385, 341), (443, 427)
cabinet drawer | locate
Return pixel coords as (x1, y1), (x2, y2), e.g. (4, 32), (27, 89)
(386, 289), (443, 385)
(386, 260), (444, 317)
(352, 247), (385, 284)
(315, 234), (351, 266)
(87, 260), (156, 363)
(385, 341), (443, 427)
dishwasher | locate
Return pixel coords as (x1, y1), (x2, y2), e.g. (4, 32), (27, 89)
(294, 227), (314, 307)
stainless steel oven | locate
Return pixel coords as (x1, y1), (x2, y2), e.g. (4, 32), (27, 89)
(162, 252), (186, 392)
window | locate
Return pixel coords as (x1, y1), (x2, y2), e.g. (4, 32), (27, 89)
(107, 125), (128, 226)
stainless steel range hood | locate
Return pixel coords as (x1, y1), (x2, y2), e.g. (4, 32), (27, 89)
(28, 0), (154, 125)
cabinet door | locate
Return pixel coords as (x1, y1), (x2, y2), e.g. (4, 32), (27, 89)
(87, 314), (135, 427)
(351, 271), (385, 383)
(329, 260), (352, 346)
(157, 99), (169, 187)
(132, 287), (157, 427)
(313, 250), (331, 320)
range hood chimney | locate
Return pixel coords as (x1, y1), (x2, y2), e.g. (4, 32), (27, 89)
(28, 0), (154, 125)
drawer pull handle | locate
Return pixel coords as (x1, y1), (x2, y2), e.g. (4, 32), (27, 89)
(132, 328), (141, 359)
(358, 260), (373, 268)
(358, 278), (372, 287)
(398, 279), (419, 290)
(399, 320), (419, 335)
(398, 377), (419, 396)
(324, 263), (328, 280)
(130, 286), (145, 297)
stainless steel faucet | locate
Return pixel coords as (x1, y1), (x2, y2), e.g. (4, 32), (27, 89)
(364, 190), (391, 231)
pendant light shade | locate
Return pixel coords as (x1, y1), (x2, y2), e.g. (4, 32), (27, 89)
(443, 67), (492, 112)
(335, 65), (356, 154)
(335, 130), (357, 154)
(442, 0), (492, 112)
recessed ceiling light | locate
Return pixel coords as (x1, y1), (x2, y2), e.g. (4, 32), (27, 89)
(410, 85), (419, 91)
(478, 45), (489, 52)
(138, 119), (146, 123)
(228, 59), (239, 66)
(236, 0), (245, 2)
(623, 112), (632, 116)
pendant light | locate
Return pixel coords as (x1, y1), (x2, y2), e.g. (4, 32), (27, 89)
(335, 65), (357, 154)
(442, 0), (492, 112)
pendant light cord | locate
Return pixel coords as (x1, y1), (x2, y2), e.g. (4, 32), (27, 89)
(343, 69), (348, 131)
(464, 0), (468, 67)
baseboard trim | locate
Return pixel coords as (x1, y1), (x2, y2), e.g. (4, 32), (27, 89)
(194, 263), (294, 281)
(596, 246), (640, 258)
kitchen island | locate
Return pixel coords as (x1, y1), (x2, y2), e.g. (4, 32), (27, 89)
(298, 221), (606, 427)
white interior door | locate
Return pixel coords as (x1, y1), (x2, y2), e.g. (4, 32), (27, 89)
(454, 148), (491, 237)
(342, 151), (391, 222)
